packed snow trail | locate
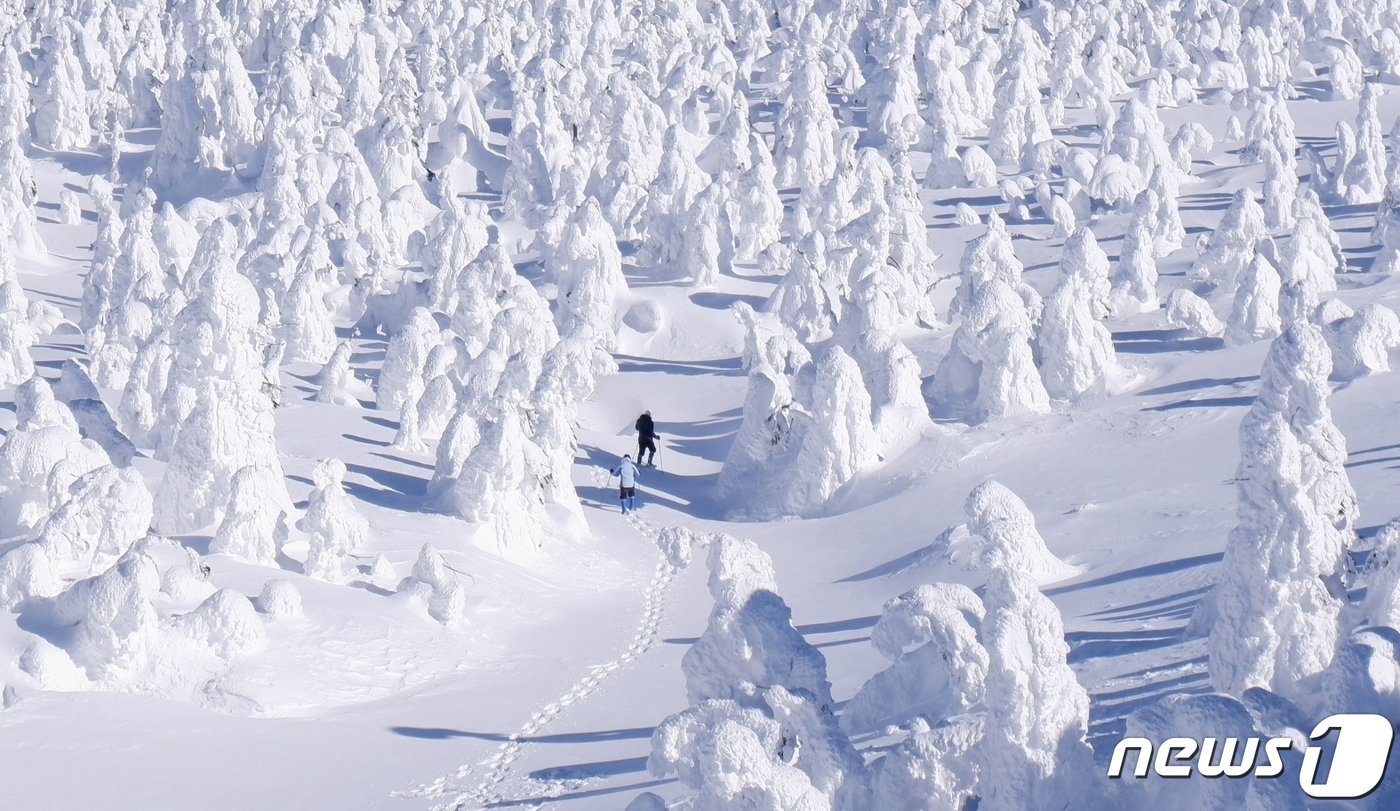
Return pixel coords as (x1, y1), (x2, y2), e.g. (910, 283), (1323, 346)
(399, 515), (679, 810)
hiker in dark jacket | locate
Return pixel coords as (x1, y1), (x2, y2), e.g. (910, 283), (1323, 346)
(635, 410), (658, 467)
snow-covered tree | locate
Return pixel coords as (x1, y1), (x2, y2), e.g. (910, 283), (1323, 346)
(1325, 304), (1400, 381)
(0, 542), (62, 611)
(719, 346), (878, 519)
(313, 342), (358, 405)
(1110, 193), (1160, 314)
(52, 538), (161, 681)
(153, 376), (283, 535)
(1190, 189), (1266, 293)
(1225, 253), (1283, 346)
(1342, 84), (1385, 205)
(929, 278), (1049, 424)
(376, 307), (439, 412)
(549, 199), (627, 350)
(1165, 288), (1224, 338)
(651, 536), (866, 808)
(842, 583), (987, 735)
(773, 62), (838, 188)
(1279, 189), (1343, 327)
(31, 25), (91, 151)
(396, 544), (467, 624)
(279, 267), (337, 365)
(1206, 324), (1358, 699)
(300, 458), (370, 582)
(35, 465), (152, 572)
(0, 378), (109, 537)
(1036, 229), (1119, 401)
(978, 565), (1092, 811)
(210, 465), (291, 565)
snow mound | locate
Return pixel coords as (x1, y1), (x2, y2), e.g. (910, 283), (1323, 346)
(176, 589), (265, 659)
(255, 580), (303, 620)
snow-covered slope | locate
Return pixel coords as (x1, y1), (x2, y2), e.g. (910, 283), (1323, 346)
(4, 1), (1400, 809)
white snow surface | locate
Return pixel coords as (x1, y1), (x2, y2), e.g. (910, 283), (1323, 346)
(4, 2), (1400, 810)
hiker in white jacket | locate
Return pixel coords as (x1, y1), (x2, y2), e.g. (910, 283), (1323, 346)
(610, 454), (641, 514)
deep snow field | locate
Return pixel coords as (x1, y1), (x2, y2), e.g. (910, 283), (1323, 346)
(4, 1), (1400, 809)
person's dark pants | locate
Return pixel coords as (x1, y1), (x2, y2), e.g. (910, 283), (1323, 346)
(638, 436), (656, 464)
(620, 485), (636, 512)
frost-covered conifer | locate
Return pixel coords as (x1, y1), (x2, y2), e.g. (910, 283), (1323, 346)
(1206, 324), (1358, 699)
(1342, 84), (1385, 205)
(853, 329), (930, 453)
(729, 134), (783, 263)
(300, 458), (370, 582)
(1094, 97), (1170, 204)
(930, 279), (1049, 424)
(0, 132), (45, 257)
(149, 0), (260, 192)
(1225, 253), (1283, 346)
(0, 290), (36, 385)
(773, 62), (838, 188)
(683, 536), (832, 705)
(947, 213), (1039, 325)
(645, 697), (831, 810)
(210, 465), (291, 565)
(280, 268), (337, 365)
(31, 25), (91, 151)
(1326, 304), (1400, 381)
(772, 347), (878, 516)
(978, 566), (1092, 811)
(1111, 194), (1160, 314)
(376, 307), (439, 412)
(1261, 143), (1297, 231)
(1169, 121), (1213, 175)
(842, 583), (987, 735)
(35, 465), (152, 572)
(425, 197), (492, 317)
(0, 379), (109, 537)
(716, 364), (798, 504)
(863, 8), (921, 153)
(313, 342), (357, 405)
(767, 232), (838, 343)
(1190, 189), (1266, 292)
(178, 588), (264, 660)
(989, 60), (1050, 171)
(1165, 288), (1224, 338)
(1356, 519), (1400, 631)
(642, 125), (706, 269)
(1279, 189), (1342, 327)
(412, 345), (457, 442)
(396, 544), (467, 624)
(53, 539), (161, 681)
(1144, 165), (1184, 257)
(153, 377), (283, 535)
(679, 181), (723, 287)
(1036, 229), (1118, 400)
(525, 335), (605, 520)
(0, 542), (62, 610)
(961, 144), (998, 187)
(550, 199), (627, 350)
(954, 481), (1078, 584)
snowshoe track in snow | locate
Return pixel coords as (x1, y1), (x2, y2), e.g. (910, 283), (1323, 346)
(402, 515), (677, 810)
